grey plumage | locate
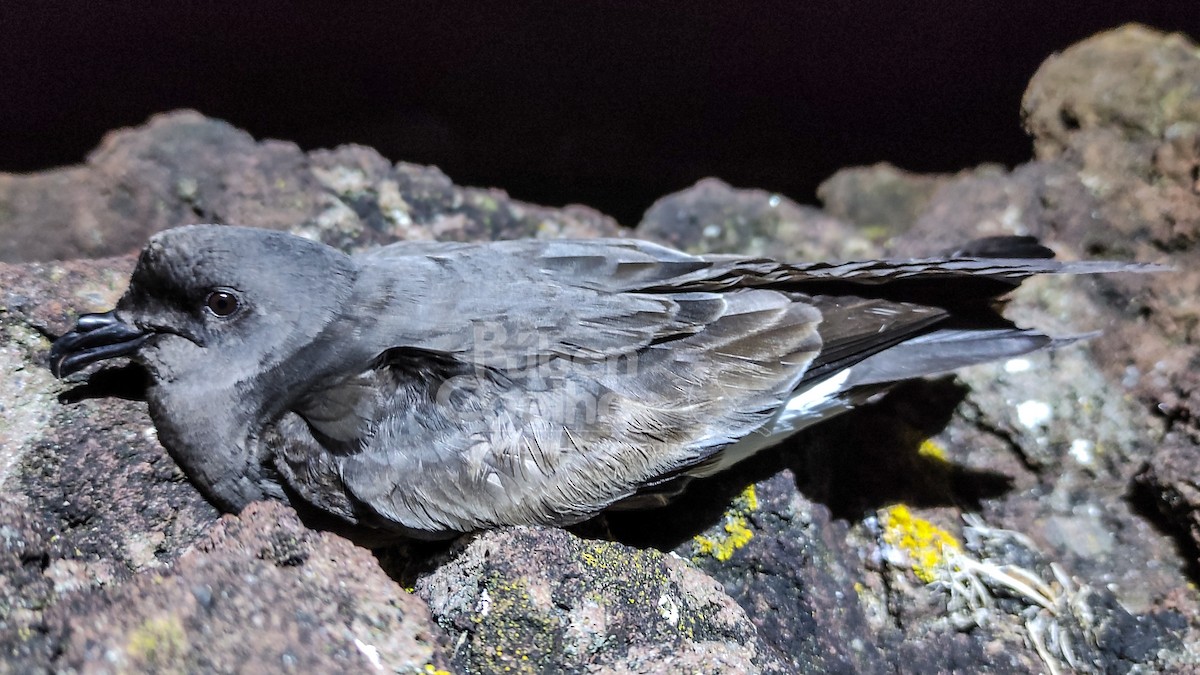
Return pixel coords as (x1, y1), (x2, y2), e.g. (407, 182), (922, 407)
(48, 225), (1158, 539)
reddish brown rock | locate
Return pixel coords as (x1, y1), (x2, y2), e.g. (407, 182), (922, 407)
(1022, 24), (1200, 160)
(1137, 433), (1200, 570)
(1, 255), (219, 668)
(1021, 26), (1200, 566)
(50, 502), (449, 673)
(827, 24), (1200, 582)
(0, 111), (622, 263)
(0, 112), (319, 262)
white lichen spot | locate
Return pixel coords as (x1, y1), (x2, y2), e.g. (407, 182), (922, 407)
(1068, 439), (1095, 466)
(702, 224), (722, 238)
(125, 531), (166, 571)
(175, 177), (198, 200)
(376, 179), (414, 227)
(314, 197), (363, 235)
(353, 638), (384, 672)
(1016, 400), (1052, 429)
(1004, 358), (1032, 374)
(311, 165), (370, 195)
(475, 588), (492, 617)
(999, 204), (1024, 230)
(1079, 171), (1108, 194)
(1121, 365), (1140, 389)
(657, 593), (680, 625)
(44, 558), (116, 594)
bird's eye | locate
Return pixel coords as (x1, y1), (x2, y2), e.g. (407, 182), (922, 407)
(205, 290), (240, 317)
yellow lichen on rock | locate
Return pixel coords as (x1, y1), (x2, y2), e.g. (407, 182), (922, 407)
(880, 505), (961, 583)
(917, 438), (949, 463)
(126, 615), (188, 669)
(692, 485), (758, 562)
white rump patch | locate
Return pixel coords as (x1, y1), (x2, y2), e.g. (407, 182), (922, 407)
(782, 367), (852, 418)
(688, 368), (855, 478)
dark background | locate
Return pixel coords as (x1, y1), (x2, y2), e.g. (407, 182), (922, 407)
(3, 3), (1198, 225)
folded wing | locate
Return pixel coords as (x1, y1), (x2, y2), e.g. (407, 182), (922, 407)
(276, 237), (1155, 536)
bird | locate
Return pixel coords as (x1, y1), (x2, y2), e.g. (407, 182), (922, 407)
(48, 225), (1156, 540)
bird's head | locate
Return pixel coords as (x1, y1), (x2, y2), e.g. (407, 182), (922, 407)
(50, 224), (358, 395)
(49, 225), (362, 511)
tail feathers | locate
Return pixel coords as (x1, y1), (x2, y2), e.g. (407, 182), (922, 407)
(756, 327), (1090, 447)
(679, 326), (1096, 481)
(843, 327), (1089, 388)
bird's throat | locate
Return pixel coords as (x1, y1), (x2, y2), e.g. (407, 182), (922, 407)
(146, 384), (276, 513)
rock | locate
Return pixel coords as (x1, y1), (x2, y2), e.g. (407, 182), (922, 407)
(666, 473), (889, 674)
(416, 527), (787, 674)
(1020, 26), (1200, 563)
(0, 111), (622, 263)
(635, 177), (872, 261)
(1136, 434), (1200, 569)
(0, 256), (219, 668)
(0, 112), (320, 263)
(830, 26), (1200, 572)
(884, 162), (1054, 258)
(718, 23), (1200, 671)
(49, 502), (449, 673)
(816, 162), (952, 241)
(1022, 24), (1200, 160)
